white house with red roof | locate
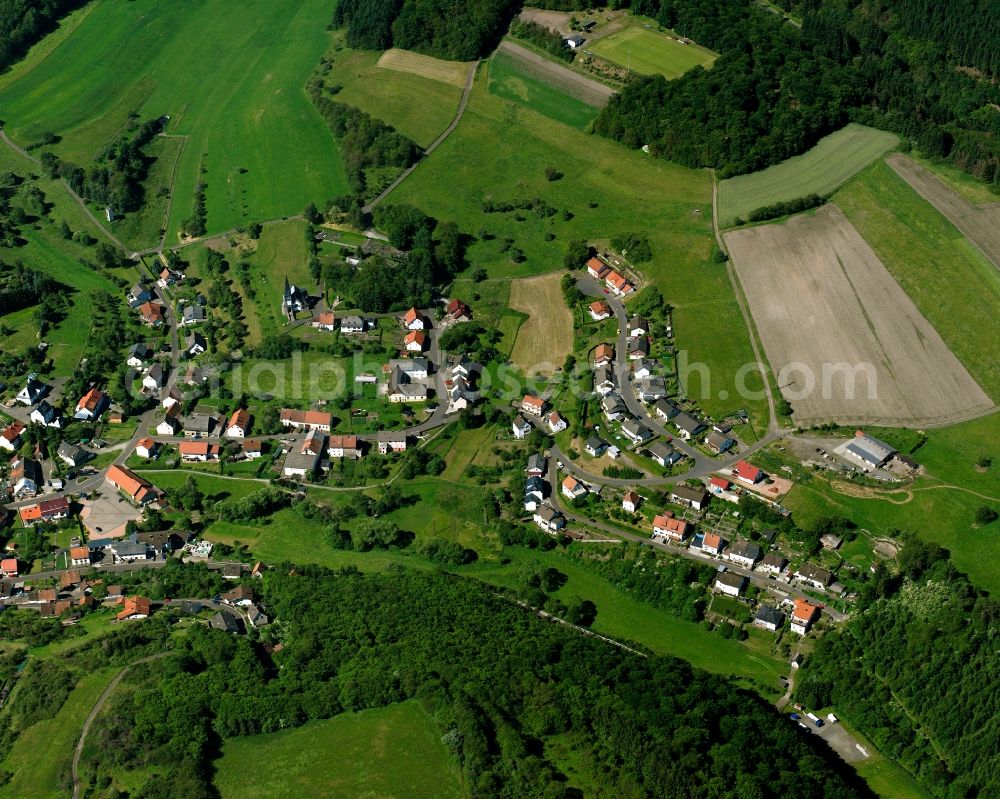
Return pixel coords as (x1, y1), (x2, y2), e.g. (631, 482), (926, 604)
(586, 256), (609, 280)
(521, 395), (545, 416)
(589, 300), (611, 321)
(547, 411), (567, 433)
(652, 514), (690, 542)
(401, 307), (424, 330)
(561, 475), (587, 500)
(732, 459), (765, 485)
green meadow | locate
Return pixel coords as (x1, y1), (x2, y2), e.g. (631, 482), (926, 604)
(588, 20), (717, 79)
(487, 50), (600, 131)
(0, 0), (348, 246)
(214, 702), (463, 799)
(718, 124), (899, 225)
(835, 161), (1000, 402)
(393, 76), (768, 428)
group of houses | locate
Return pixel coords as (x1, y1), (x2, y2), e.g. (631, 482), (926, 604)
(524, 453), (570, 534)
(586, 256), (634, 297)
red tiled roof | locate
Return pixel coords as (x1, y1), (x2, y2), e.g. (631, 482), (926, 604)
(117, 596), (151, 621)
(106, 464), (155, 502)
(733, 460), (763, 482)
(703, 532), (722, 549)
(403, 307), (419, 324)
(522, 395), (544, 410)
(710, 476), (731, 490)
(792, 598), (820, 623)
(69, 546), (90, 560)
(178, 441), (219, 457)
(228, 409), (250, 431)
(77, 388), (104, 413)
(403, 330), (426, 346)
(279, 408), (332, 427)
(586, 257), (608, 275)
(2, 421), (24, 443)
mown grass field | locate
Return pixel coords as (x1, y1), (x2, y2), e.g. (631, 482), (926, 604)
(488, 50), (600, 131)
(835, 161), (1000, 402)
(214, 701), (463, 799)
(0, 0), (348, 246)
(253, 218), (314, 319)
(718, 124), (899, 226)
(327, 45), (463, 148)
(588, 21), (717, 79)
(0, 667), (118, 799)
(393, 77), (767, 428)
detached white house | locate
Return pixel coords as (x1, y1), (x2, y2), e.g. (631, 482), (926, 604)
(512, 415), (531, 440)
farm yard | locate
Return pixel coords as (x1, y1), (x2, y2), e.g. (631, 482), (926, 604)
(587, 20), (717, 80)
(886, 153), (1000, 270)
(724, 204), (994, 426)
(835, 161), (1000, 401)
(508, 272), (574, 375)
(329, 46), (465, 148)
(213, 702), (463, 799)
(717, 124), (899, 226)
(0, 0), (349, 247)
(489, 46), (605, 130)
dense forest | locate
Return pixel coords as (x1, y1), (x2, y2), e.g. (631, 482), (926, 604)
(0, 0), (86, 72)
(593, 0), (1000, 183)
(795, 538), (1000, 798)
(333, 0), (522, 60)
(70, 565), (872, 798)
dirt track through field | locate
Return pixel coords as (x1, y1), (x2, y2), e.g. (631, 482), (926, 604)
(887, 153), (1000, 271)
(497, 40), (615, 107)
(724, 204), (994, 426)
(509, 272), (573, 376)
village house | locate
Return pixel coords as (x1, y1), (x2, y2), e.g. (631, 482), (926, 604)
(223, 584), (255, 607)
(627, 337), (649, 360)
(403, 330), (426, 352)
(135, 437), (158, 459)
(0, 421), (24, 452)
(586, 256), (609, 280)
(524, 475), (546, 511)
(445, 298), (472, 323)
(106, 464), (159, 505)
(138, 301), (164, 327)
(178, 441), (220, 462)
(631, 359), (654, 380)
(116, 596), (152, 622)
(226, 409), (251, 439)
(605, 270), (634, 296)
(620, 418), (652, 445)
(16, 377), (48, 406)
(180, 305), (206, 326)
(158, 267), (182, 287)
(626, 316), (648, 339)
(636, 376), (667, 404)
(376, 434), (407, 455)
(732, 459), (765, 485)
(594, 365), (615, 396)
(58, 441), (88, 467)
(142, 363), (165, 391)
(561, 475), (587, 500)
(714, 572), (747, 597)
(162, 387), (183, 409)
(311, 311), (336, 331)
(584, 437), (607, 457)
(126, 343), (154, 368)
(183, 414), (216, 438)
(127, 283), (152, 308)
(622, 491), (641, 513)
(279, 408), (332, 432)
(388, 358), (429, 380)
(181, 365), (207, 386)
(29, 400), (61, 428)
(589, 300), (611, 321)
(327, 434), (361, 459)
(533, 505), (565, 533)
(726, 540), (762, 569)
(242, 439), (263, 460)
(19, 496), (70, 525)
(547, 412), (567, 434)
(283, 448), (320, 479)
(512, 414), (532, 440)
(301, 428), (325, 456)
(795, 562), (834, 590)
(402, 307), (424, 330)
(68, 546), (91, 567)
(340, 315), (366, 334)
(754, 606), (785, 632)
(111, 537), (151, 563)
(526, 453), (546, 477)
(705, 430), (735, 455)
(156, 404), (181, 436)
(185, 331), (208, 358)
(0, 558), (18, 578)
(11, 458), (41, 497)
(387, 366), (428, 403)
(701, 532), (725, 555)
(75, 387), (108, 420)
(593, 343), (614, 367)
(709, 476), (732, 494)
(652, 514), (690, 542)
(521, 394), (545, 416)
(673, 413), (706, 441)
(671, 485), (708, 511)
(648, 442), (682, 468)
(790, 598), (821, 635)
(653, 399), (679, 422)
(760, 553), (788, 574)
(601, 394), (627, 421)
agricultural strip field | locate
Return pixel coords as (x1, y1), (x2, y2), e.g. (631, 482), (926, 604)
(886, 153), (1000, 270)
(0, 0), (348, 246)
(213, 701), (463, 799)
(392, 80), (768, 428)
(724, 204), (994, 426)
(587, 22), (717, 79)
(497, 41), (614, 107)
(835, 161), (1000, 401)
(509, 272), (574, 375)
(329, 46), (463, 148)
(489, 49), (602, 130)
(717, 124), (899, 226)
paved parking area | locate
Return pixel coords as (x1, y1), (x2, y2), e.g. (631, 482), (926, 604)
(79, 494), (142, 538)
(795, 719), (870, 763)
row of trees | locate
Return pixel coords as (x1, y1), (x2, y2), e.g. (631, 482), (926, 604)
(594, 0), (1000, 184)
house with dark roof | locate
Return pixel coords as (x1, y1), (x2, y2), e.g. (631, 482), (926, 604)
(754, 606), (785, 632)
(726, 540), (762, 568)
(671, 485), (708, 510)
(714, 572), (747, 597)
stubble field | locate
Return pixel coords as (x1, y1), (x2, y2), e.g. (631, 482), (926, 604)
(724, 204), (994, 426)
(509, 272), (574, 375)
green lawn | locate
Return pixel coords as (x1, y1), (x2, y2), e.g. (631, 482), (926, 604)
(250, 218), (314, 334)
(325, 45), (462, 148)
(213, 701), (463, 799)
(718, 124), (899, 226)
(0, 667), (118, 799)
(441, 426), (493, 480)
(488, 50), (600, 131)
(394, 77), (767, 428)
(588, 20), (717, 79)
(0, 0), (348, 244)
(834, 161), (1000, 402)
(108, 133), (185, 251)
